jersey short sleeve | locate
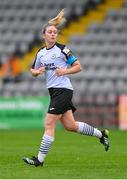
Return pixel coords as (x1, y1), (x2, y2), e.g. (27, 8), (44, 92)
(31, 52), (41, 69)
(62, 46), (77, 65)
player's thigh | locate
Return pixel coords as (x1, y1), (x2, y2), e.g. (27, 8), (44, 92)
(60, 110), (78, 131)
(45, 113), (62, 128)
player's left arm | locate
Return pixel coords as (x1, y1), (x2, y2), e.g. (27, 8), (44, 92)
(56, 60), (82, 76)
(55, 46), (82, 76)
(66, 60), (82, 74)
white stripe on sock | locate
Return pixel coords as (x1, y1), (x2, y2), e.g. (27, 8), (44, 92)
(77, 122), (101, 137)
(38, 134), (54, 163)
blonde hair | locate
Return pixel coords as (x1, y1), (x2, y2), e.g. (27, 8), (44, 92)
(42, 9), (66, 34)
(48, 9), (66, 27)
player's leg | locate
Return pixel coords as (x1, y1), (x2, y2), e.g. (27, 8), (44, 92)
(60, 110), (109, 151)
(23, 113), (61, 166)
(37, 113), (61, 163)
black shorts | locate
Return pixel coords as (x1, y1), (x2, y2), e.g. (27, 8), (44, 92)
(48, 88), (76, 115)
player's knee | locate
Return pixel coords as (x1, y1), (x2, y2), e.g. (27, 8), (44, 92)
(64, 123), (77, 132)
(45, 119), (55, 130)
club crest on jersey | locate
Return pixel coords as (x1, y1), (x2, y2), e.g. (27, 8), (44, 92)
(51, 54), (56, 59)
(63, 47), (70, 54)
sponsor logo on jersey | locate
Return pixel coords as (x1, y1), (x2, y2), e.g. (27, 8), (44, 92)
(44, 63), (57, 70)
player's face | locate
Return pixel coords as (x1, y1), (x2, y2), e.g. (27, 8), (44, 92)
(44, 25), (58, 44)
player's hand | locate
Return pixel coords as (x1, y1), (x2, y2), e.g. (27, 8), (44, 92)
(55, 67), (67, 76)
(37, 67), (46, 75)
(31, 67), (45, 76)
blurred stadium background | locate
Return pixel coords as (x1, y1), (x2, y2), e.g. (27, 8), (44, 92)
(0, 0), (127, 130)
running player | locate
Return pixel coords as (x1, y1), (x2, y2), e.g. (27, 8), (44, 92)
(23, 9), (110, 167)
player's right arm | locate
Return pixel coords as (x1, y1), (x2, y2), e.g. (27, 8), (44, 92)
(31, 50), (45, 77)
(30, 67), (45, 77)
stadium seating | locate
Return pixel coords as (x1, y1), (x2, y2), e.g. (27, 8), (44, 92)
(0, 0), (126, 100)
(1, 0), (126, 128)
(0, 0), (90, 57)
(68, 2), (127, 97)
(0, 0), (105, 96)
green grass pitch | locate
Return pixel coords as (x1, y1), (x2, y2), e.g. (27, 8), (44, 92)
(0, 129), (127, 179)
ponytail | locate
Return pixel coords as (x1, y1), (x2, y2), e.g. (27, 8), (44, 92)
(48, 9), (66, 27)
(42, 9), (66, 34)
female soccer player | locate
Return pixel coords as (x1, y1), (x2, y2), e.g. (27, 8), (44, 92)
(23, 9), (109, 167)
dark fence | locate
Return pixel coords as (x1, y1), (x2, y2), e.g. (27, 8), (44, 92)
(74, 94), (118, 129)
